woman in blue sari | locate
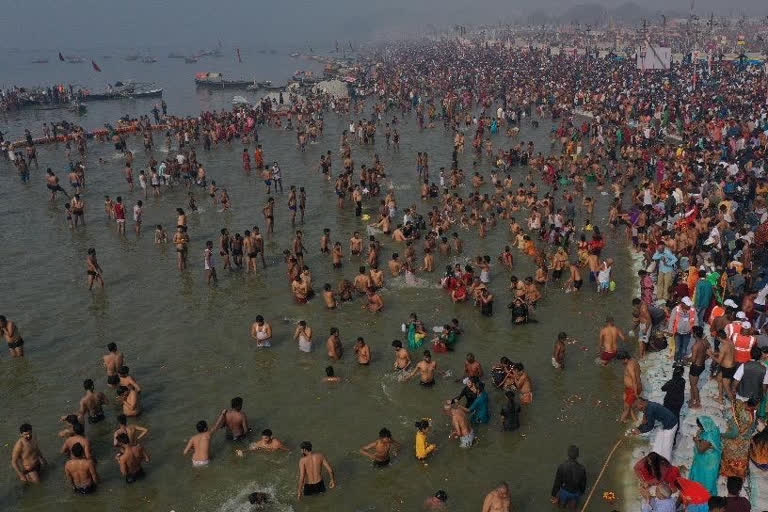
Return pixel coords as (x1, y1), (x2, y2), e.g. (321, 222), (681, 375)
(468, 381), (490, 424)
(689, 415), (722, 495)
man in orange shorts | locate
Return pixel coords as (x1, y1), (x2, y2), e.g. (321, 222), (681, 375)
(618, 350), (642, 422)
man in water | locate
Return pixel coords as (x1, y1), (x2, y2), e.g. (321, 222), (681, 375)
(297, 441), (336, 500)
(64, 443), (99, 494)
(407, 350), (438, 386)
(113, 414), (148, 446)
(0, 315), (24, 357)
(183, 414), (226, 466)
(553, 332), (567, 369)
(247, 429), (289, 452)
(392, 339), (411, 371)
(354, 337), (371, 365)
(550, 445), (587, 509)
(117, 385), (141, 417)
(61, 422), (93, 460)
(597, 316), (625, 365)
(102, 342), (124, 388)
(77, 378), (107, 424)
(359, 427), (400, 467)
(446, 400), (474, 448)
(115, 432), (150, 483)
(11, 423), (46, 483)
(250, 315), (272, 348)
(217, 397), (249, 441)
(618, 350), (642, 423)
(482, 482), (511, 511)
(424, 490), (448, 509)
(326, 327), (343, 360)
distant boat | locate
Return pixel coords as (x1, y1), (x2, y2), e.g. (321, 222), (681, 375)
(195, 72), (253, 89)
(69, 102), (87, 115)
(124, 55), (139, 61)
(84, 87), (163, 101)
(184, 56), (198, 64)
(141, 56), (157, 64)
(30, 58), (49, 64)
(289, 52), (300, 58)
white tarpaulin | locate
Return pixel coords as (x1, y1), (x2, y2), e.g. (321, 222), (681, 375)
(312, 79), (348, 99)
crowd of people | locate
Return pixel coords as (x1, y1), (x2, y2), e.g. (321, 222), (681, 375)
(3, 28), (768, 510)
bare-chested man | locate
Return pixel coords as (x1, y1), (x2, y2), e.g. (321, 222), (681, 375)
(297, 441), (335, 500)
(618, 350), (642, 423)
(408, 350), (438, 386)
(689, 326), (710, 408)
(0, 315), (24, 357)
(564, 261), (583, 293)
(388, 253), (403, 276)
(77, 378), (107, 424)
(633, 298), (653, 358)
(217, 397), (249, 441)
(355, 337), (371, 365)
(446, 401), (474, 448)
(86, 248), (104, 289)
(61, 422), (93, 460)
(464, 353), (484, 380)
(183, 413), (225, 467)
(327, 328), (343, 360)
(64, 443), (99, 494)
(482, 482), (512, 512)
(359, 428), (400, 467)
(350, 232), (363, 257)
(117, 385), (142, 417)
(115, 432), (150, 483)
(245, 428), (289, 453)
(710, 328), (736, 403)
(364, 288), (384, 312)
(11, 423), (47, 483)
(512, 363), (533, 405)
(113, 414), (148, 446)
(103, 342), (124, 387)
(598, 316), (625, 365)
(392, 339), (411, 371)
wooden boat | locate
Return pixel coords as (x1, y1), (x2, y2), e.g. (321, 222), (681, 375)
(194, 72), (253, 89)
(69, 102), (86, 115)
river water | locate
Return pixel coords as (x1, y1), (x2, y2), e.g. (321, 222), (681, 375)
(1, 47), (636, 511)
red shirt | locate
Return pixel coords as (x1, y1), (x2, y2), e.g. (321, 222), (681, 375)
(114, 203), (125, 220)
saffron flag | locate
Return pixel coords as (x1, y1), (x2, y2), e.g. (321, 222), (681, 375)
(92, 60), (101, 72)
(58, 52), (65, 62)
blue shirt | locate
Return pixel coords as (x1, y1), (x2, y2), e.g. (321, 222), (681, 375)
(641, 497), (677, 512)
(638, 401), (677, 433)
(652, 249), (678, 274)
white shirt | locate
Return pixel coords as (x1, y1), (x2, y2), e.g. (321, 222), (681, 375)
(132, 205), (142, 222)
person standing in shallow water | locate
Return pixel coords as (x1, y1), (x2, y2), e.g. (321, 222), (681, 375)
(550, 445), (587, 509)
(297, 441), (335, 500)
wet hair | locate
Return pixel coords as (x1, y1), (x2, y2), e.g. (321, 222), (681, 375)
(255, 315), (264, 323)
(117, 414), (127, 426)
(19, 423), (32, 433)
(392, 339), (402, 349)
(423, 350), (431, 359)
(71, 443), (85, 458)
(196, 421), (208, 432)
(116, 432), (130, 444)
(262, 429), (272, 437)
(63, 414), (79, 426)
(435, 490), (448, 502)
(83, 378), (94, 390)
(379, 428), (392, 439)
(231, 397), (243, 410)
(117, 386), (129, 395)
(118, 365), (129, 376)
(616, 350), (631, 361)
(415, 420), (429, 431)
(73, 422), (85, 436)
(325, 366), (335, 377)
(558, 332), (567, 340)
(107, 342), (117, 352)
(300, 441), (312, 452)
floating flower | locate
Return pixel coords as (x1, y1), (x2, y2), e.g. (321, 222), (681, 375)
(602, 491), (617, 503)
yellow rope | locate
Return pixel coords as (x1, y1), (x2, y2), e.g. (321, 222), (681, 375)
(580, 438), (624, 512)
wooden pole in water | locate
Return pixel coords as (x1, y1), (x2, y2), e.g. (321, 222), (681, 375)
(579, 438), (623, 512)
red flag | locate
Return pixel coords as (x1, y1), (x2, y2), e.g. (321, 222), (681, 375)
(91, 60), (101, 72)
(58, 52), (65, 62)
(236, 48), (242, 63)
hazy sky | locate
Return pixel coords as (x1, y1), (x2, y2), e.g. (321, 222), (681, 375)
(1, 0), (766, 49)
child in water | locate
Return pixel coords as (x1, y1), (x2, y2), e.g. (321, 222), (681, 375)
(415, 419), (436, 461)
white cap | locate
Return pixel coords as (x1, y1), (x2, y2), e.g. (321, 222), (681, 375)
(742, 321), (752, 329)
(681, 297), (693, 307)
(736, 311), (747, 319)
(724, 299), (738, 308)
